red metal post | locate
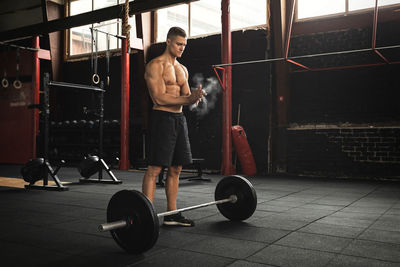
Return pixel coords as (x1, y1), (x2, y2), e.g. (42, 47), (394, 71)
(120, 39), (130, 170)
(372, 0), (390, 64)
(221, 0), (234, 175)
(32, 36), (40, 158)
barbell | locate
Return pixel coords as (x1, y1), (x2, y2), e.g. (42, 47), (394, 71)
(99, 175), (257, 254)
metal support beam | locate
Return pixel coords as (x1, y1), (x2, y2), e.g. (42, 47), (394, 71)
(120, 38), (130, 170)
(0, 0), (199, 42)
(220, 0), (234, 175)
(32, 36), (40, 159)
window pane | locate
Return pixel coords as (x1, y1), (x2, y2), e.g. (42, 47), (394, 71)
(348, 0), (400, 11)
(70, 0), (92, 56)
(157, 4), (189, 42)
(379, 0), (400, 6)
(231, 0), (266, 30)
(70, 25), (92, 55)
(349, 0), (375, 11)
(93, 19), (119, 51)
(191, 0), (221, 36)
(297, 0), (345, 19)
(70, 0), (92, 15)
(94, 0), (117, 10)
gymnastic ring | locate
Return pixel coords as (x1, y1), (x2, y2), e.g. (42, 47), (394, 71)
(106, 76), (110, 87)
(13, 79), (22, 89)
(92, 74), (100, 85)
(1, 78), (9, 88)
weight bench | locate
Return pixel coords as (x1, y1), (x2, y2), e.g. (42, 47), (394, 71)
(156, 158), (211, 187)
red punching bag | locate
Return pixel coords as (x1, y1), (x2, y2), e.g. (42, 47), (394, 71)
(232, 125), (257, 176)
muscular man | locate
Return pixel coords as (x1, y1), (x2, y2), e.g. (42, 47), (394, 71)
(143, 27), (206, 227)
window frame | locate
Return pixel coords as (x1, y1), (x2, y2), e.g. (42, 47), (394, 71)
(295, 0), (400, 22)
(155, 1), (269, 43)
(65, 0), (133, 61)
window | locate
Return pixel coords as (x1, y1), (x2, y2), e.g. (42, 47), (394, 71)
(156, 0), (267, 42)
(297, 0), (400, 20)
(68, 0), (136, 57)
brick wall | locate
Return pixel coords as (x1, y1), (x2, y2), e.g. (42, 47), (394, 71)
(287, 126), (400, 177)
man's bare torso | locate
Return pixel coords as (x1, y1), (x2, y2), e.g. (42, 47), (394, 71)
(150, 56), (188, 113)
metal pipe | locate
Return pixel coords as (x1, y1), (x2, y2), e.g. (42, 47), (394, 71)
(158, 195), (237, 217)
(220, 0), (234, 175)
(285, 0), (296, 59)
(0, 41), (39, 52)
(32, 36), (40, 158)
(48, 81), (105, 92)
(90, 27), (126, 40)
(98, 195), (237, 232)
(212, 45), (400, 68)
(120, 38), (130, 170)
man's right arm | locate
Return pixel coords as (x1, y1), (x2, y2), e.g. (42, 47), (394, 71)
(145, 61), (201, 106)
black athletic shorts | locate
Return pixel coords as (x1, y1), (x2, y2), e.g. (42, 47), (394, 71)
(148, 109), (193, 167)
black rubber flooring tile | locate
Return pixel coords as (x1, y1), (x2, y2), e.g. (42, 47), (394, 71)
(298, 203), (344, 211)
(250, 216), (310, 231)
(359, 229), (400, 244)
(386, 208), (400, 215)
(1, 208), (78, 226)
(370, 216), (400, 232)
(328, 211), (383, 221)
(181, 235), (266, 259)
(340, 206), (389, 214)
(157, 228), (209, 249)
(226, 260), (275, 267)
(248, 244), (336, 267)
(298, 222), (365, 238)
(342, 239), (400, 262)
(0, 241), (70, 267)
(203, 220), (291, 243)
(49, 217), (110, 237)
(275, 232), (353, 253)
(132, 248), (235, 267)
(255, 202), (293, 212)
(326, 254), (399, 267)
(0, 221), (112, 255)
(264, 200), (305, 208)
(315, 216), (375, 228)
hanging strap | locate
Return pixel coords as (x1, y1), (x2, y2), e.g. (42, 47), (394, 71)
(106, 33), (110, 88)
(1, 45), (9, 88)
(13, 48), (22, 89)
(92, 29), (100, 85)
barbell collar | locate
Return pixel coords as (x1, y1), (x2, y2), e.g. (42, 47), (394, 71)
(99, 219), (128, 232)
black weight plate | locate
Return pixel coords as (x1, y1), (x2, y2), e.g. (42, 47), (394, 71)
(215, 175), (257, 221)
(107, 190), (159, 254)
(20, 158), (46, 183)
(78, 155), (99, 178)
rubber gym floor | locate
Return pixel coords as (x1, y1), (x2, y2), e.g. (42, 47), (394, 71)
(1, 165), (400, 267)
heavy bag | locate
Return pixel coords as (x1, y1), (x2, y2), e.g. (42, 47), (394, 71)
(232, 125), (257, 176)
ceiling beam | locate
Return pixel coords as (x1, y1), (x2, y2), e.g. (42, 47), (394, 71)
(0, 0), (198, 42)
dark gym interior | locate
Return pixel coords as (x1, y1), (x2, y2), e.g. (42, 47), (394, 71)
(1, 0), (399, 266)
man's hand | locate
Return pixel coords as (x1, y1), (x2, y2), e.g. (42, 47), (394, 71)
(188, 84), (207, 105)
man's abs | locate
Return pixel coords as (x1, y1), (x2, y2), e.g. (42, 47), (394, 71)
(152, 84), (183, 113)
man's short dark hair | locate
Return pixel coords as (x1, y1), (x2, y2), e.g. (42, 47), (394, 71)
(167, 27), (187, 40)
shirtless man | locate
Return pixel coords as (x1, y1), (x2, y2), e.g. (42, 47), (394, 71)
(143, 27), (206, 227)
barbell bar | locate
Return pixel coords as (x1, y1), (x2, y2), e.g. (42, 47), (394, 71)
(99, 175), (257, 254)
(99, 195), (238, 232)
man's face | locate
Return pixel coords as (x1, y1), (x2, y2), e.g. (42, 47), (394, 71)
(167, 35), (187, 58)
